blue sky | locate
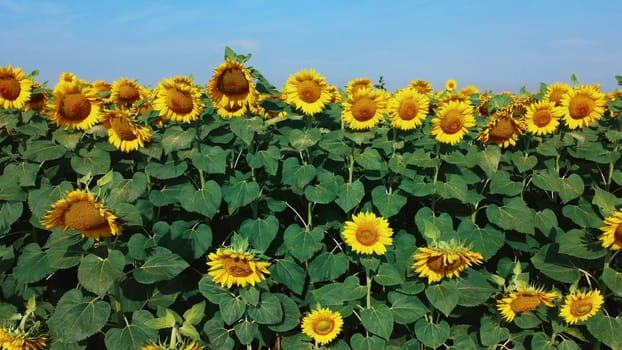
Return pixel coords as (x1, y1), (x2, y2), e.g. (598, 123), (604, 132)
(2, 0), (621, 93)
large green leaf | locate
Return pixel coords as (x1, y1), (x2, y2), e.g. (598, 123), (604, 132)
(592, 186), (622, 217)
(602, 265), (622, 297)
(388, 292), (428, 325)
(238, 215), (279, 252)
(304, 171), (339, 204)
(371, 185), (407, 218)
(267, 293), (301, 332)
(425, 280), (459, 317)
(530, 244), (580, 283)
(283, 224), (324, 262)
(374, 262), (404, 286)
(178, 180), (221, 219)
(557, 173), (584, 203)
(106, 172), (147, 204)
(456, 269), (497, 307)
(360, 304), (394, 340)
(476, 145), (501, 178)
(145, 160), (188, 180)
(269, 258), (306, 295)
(77, 250), (125, 296)
(0, 201), (23, 235)
(246, 292), (283, 325)
(191, 145), (229, 174)
(2, 162), (39, 187)
(70, 147), (111, 175)
(307, 252), (347, 283)
(350, 333), (386, 350)
(132, 247), (189, 284)
(479, 315), (510, 346)
(335, 180), (365, 213)
(489, 171), (522, 197)
(562, 200), (604, 228)
(485, 196), (535, 235)
(222, 174), (260, 214)
(281, 157), (316, 188)
(21, 140), (67, 162)
(219, 295), (246, 325)
(47, 289), (111, 342)
(13, 242), (54, 284)
(234, 318), (258, 345)
(0, 175), (26, 201)
(586, 313), (622, 350)
(104, 310), (157, 350)
(355, 148), (387, 171)
(203, 315), (235, 350)
(161, 126), (196, 154)
(247, 145), (280, 176)
(414, 318), (450, 349)
(557, 229), (607, 260)
(456, 221), (505, 260)
(288, 128), (321, 151)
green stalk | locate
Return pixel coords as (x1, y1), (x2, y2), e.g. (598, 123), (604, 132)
(366, 273), (372, 309)
(198, 168), (205, 191)
(169, 326), (178, 349)
(348, 154), (354, 184)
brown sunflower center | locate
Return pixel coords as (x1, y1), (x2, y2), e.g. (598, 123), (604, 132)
(569, 298), (593, 316)
(569, 95), (594, 120)
(399, 98), (419, 121)
(533, 109), (552, 127)
(225, 258), (254, 277)
(0, 77), (21, 100)
(614, 223), (622, 244)
(351, 97), (377, 122)
(356, 228), (379, 246)
(489, 117), (515, 141)
(118, 84), (140, 104)
(60, 93), (92, 121)
(549, 90), (565, 106)
(219, 68), (250, 95)
(110, 117), (138, 141)
(165, 88), (193, 114)
(63, 201), (108, 231)
(27, 92), (47, 111)
(440, 110), (464, 134)
(426, 255), (463, 273)
(297, 80), (322, 103)
(510, 293), (541, 313)
(313, 318), (335, 335)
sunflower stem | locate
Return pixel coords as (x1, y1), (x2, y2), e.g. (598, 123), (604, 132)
(307, 202), (313, 230)
(169, 325), (178, 349)
(198, 168), (206, 191)
(348, 154), (354, 184)
(366, 273), (372, 309)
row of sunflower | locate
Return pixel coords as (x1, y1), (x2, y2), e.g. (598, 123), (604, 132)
(1, 47), (622, 349)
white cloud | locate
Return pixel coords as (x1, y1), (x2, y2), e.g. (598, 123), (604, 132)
(224, 38), (260, 53)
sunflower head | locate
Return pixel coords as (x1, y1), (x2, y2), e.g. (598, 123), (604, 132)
(206, 60), (259, 110)
(459, 85), (480, 99)
(282, 69), (332, 116)
(110, 78), (147, 108)
(431, 100), (475, 145)
(476, 108), (525, 148)
(102, 109), (152, 152)
(0, 64), (34, 110)
(41, 189), (121, 240)
(476, 92), (495, 116)
(559, 290), (604, 324)
(0, 322), (47, 350)
(388, 88), (430, 131)
(496, 285), (558, 322)
(206, 235), (271, 289)
(561, 84), (607, 129)
(445, 79), (458, 92)
(301, 307), (343, 346)
(545, 82), (572, 107)
(154, 77), (204, 123)
(346, 78), (374, 98)
(342, 212), (394, 255)
(599, 209), (622, 250)
(409, 79), (434, 96)
(411, 240), (483, 283)
(25, 83), (49, 112)
(342, 87), (389, 130)
(47, 83), (102, 130)
(525, 99), (563, 135)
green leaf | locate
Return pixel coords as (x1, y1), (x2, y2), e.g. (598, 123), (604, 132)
(222, 174), (260, 214)
(183, 301), (206, 325)
(557, 339), (582, 350)
(247, 292), (283, 325)
(104, 310), (157, 350)
(191, 145), (229, 174)
(586, 313), (622, 350)
(479, 315), (510, 346)
(0, 202), (23, 235)
(230, 116), (263, 145)
(13, 243), (54, 284)
(143, 309), (177, 329)
(53, 128), (82, 151)
(132, 247), (189, 284)
(198, 276), (230, 304)
(3, 162), (39, 187)
(414, 318), (450, 349)
(106, 172), (147, 204)
(70, 147), (111, 175)
(113, 202), (143, 226)
(557, 174), (584, 203)
(288, 128), (321, 151)
(267, 293), (301, 332)
(388, 292), (428, 325)
(592, 186), (622, 217)
(371, 186), (407, 218)
(240, 287), (260, 306)
(562, 200), (603, 228)
(304, 171), (339, 204)
(530, 244), (581, 283)
(374, 262), (404, 286)
(269, 258), (306, 295)
(531, 169), (562, 192)
(602, 265), (622, 297)
(281, 157), (316, 188)
(77, 250), (125, 296)
(534, 208), (559, 236)
(21, 140), (66, 162)
(247, 145), (280, 176)
(239, 215), (279, 252)
(350, 333), (386, 350)
(456, 221), (505, 260)
(307, 252), (347, 283)
(435, 174), (470, 203)
(283, 224), (323, 262)
(47, 289), (111, 342)
(234, 318), (258, 345)
(477, 145), (501, 178)
(456, 269), (498, 307)
(360, 304), (394, 340)
(203, 316), (235, 350)
(404, 149), (439, 168)
(399, 176), (434, 197)
(557, 229), (607, 260)
(355, 148), (387, 171)
(511, 152), (538, 173)
(178, 180), (222, 219)
(0, 175), (27, 201)
(485, 197), (535, 235)
(425, 280), (459, 316)
(161, 126), (196, 154)
(145, 160), (188, 180)
(530, 332), (556, 350)
(335, 180), (365, 213)
(414, 207), (455, 243)
(489, 171), (523, 197)
(220, 295), (246, 325)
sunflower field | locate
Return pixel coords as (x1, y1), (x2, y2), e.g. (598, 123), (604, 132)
(1, 47), (622, 350)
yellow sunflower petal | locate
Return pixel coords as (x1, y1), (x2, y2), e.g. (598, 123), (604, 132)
(0, 64), (34, 110)
(342, 212), (393, 255)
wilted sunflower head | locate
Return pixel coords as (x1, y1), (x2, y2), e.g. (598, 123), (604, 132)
(301, 307), (344, 346)
(282, 69), (332, 116)
(207, 241), (271, 289)
(431, 100), (475, 145)
(476, 108), (525, 148)
(559, 289), (604, 324)
(411, 241), (483, 283)
(110, 78), (147, 108)
(41, 189), (121, 240)
(476, 92), (495, 116)
(0, 322), (47, 350)
(388, 87), (430, 130)
(342, 87), (389, 130)
(154, 77), (204, 123)
(561, 84), (607, 129)
(496, 285), (558, 322)
(524, 99), (563, 135)
(102, 109), (152, 153)
(346, 78), (374, 99)
(47, 83), (102, 130)
(0, 64), (34, 110)
(207, 60), (258, 109)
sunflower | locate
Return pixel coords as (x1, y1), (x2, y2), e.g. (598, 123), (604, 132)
(327, 84), (344, 103)
(110, 78), (147, 108)
(346, 78), (374, 98)
(102, 109), (152, 152)
(342, 212), (393, 255)
(207, 248), (271, 289)
(496, 286), (558, 322)
(524, 100), (563, 135)
(476, 109), (525, 148)
(154, 77), (204, 123)
(206, 60), (259, 109)
(91, 80), (112, 102)
(409, 79), (434, 96)
(605, 89), (622, 118)
(47, 83), (102, 130)
(25, 83), (49, 112)
(559, 290), (604, 324)
(411, 242), (483, 283)
(459, 85), (480, 99)
(140, 342), (204, 350)
(561, 84), (607, 129)
(301, 307), (343, 346)
(599, 209), (622, 250)
(342, 87), (389, 130)
(41, 189), (121, 240)
(53, 72), (80, 92)
(544, 82), (572, 107)
(431, 100), (475, 145)
(445, 79), (458, 92)
(0, 327), (46, 350)
(476, 92), (494, 117)
(0, 64), (34, 110)
(282, 69), (332, 116)
(387, 88), (429, 131)
(216, 103), (248, 118)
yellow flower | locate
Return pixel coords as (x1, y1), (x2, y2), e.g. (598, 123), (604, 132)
(0, 325), (47, 350)
(599, 209), (622, 250)
(476, 92), (495, 117)
(342, 87), (389, 130)
(301, 307), (343, 346)
(388, 88), (430, 130)
(459, 85), (480, 99)
(206, 60), (259, 109)
(207, 248), (271, 289)
(183, 342), (205, 350)
(282, 69), (332, 116)
(154, 77), (204, 123)
(445, 79), (458, 92)
(102, 109), (152, 152)
(559, 290), (604, 324)
(342, 212), (393, 255)
(216, 103), (248, 118)
(411, 243), (483, 283)
(431, 100), (475, 145)
(409, 79), (433, 96)
(0, 64), (34, 110)
(25, 83), (49, 112)
(544, 82), (572, 107)
(561, 84), (607, 129)
(41, 189), (121, 240)
(47, 83), (102, 130)
(496, 286), (558, 322)
(110, 77), (147, 108)
(53, 71), (81, 92)
(346, 78), (374, 99)
(327, 84), (344, 103)
(524, 100), (563, 135)
(476, 109), (525, 148)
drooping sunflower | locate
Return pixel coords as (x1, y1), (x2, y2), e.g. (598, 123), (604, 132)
(153, 77), (204, 123)
(559, 290), (604, 324)
(342, 212), (393, 255)
(206, 60), (259, 109)
(25, 83), (49, 112)
(476, 92), (494, 117)
(342, 87), (389, 130)
(282, 69), (332, 116)
(431, 100), (475, 145)
(301, 307), (343, 346)
(47, 83), (102, 130)
(496, 286), (558, 322)
(207, 248), (271, 289)
(0, 64), (34, 110)
(599, 209), (622, 250)
(346, 78), (374, 99)
(140, 342), (204, 350)
(544, 82), (572, 107)
(411, 242), (483, 284)
(0, 325), (47, 350)
(388, 88), (430, 131)
(102, 109), (152, 152)
(409, 79), (434, 96)
(561, 84), (607, 129)
(476, 109), (525, 148)
(445, 79), (458, 92)
(110, 78), (147, 108)
(91, 80), (112, 102)
(41, 189), (121, 240)
(524, 100), (563, 135)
